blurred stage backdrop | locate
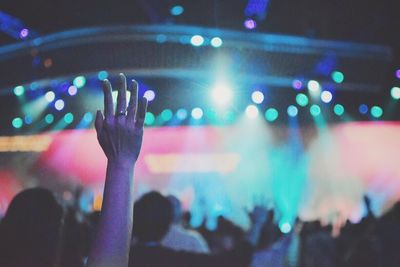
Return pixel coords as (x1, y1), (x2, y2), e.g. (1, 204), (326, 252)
(0, 8), (400, 232)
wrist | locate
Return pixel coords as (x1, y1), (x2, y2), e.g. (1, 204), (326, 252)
(107, 158), (136, 170)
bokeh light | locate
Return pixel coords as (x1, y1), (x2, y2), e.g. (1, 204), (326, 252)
(296, 93), (309, 107)
(191, 107), (203, 120)
(73, 76), (86, 88)
(287, 105), (298, 117)
(144, 90), (156, 101)
(161, 109), (173, 121)
(64, 113), (74, 124)
(280, 222), (292, 234)
(211, 84), (232, 106)
(396, 69), (400, 79)
(307, 80), (321, 93)
(68, 85), (78, 96)
(19, 28), (29, 39)
(24, 115), (33, 125)
(170, 5), (184, 16)
(310, 104), (321, 116)
(176, 109), (188, 120)
(210, 37), (223, 48)
(331, 71), (344, 83)
(97, 71), (108, 80)
(12, 117), (23, 129)
(244, 19), (256, 29)
(13, 85), (25, 96)
(45, 91), (56, 102)
(251, 91), (264, 104)
(292, 80), (303, 90)
(55, 99), (65, 111)
(190, 35), (204, 46)
(321, 90), (333, 103)
(333, 104), (345, 116)
(245, 105), (259, 119)
(390, 87), (400, 100)
(144, 112), (155, 125)
(45, 114), (54, 124)
(265, 108), (279, 122)
(371, 106), (383, 118)
(83, 112), (93, 123)
(359, 104), (368, 114)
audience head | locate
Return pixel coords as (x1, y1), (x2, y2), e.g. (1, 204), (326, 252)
(167, 195), (182, 224)
(0, 187), (64, 267)
(133, 191), (173, 243)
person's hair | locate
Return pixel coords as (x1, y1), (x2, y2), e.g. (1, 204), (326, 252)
(167, 195), (182, 224)
(133, 191), (173, 242)
(0, 187), (64, 267)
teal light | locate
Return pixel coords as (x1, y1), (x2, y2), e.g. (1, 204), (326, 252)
(45, 114), (54, 124)
(390, 87), (400, 100)
(170, 5), (184, 16)
(97, 71), (108, 80)
(83, 112), (93, 123)
(333, 104), (345, 116)
(13, 86), (25, 96)
(161, 109), (173, 121)
(296, 93), (309, 107)
(310, 104), (321, 116)
(332, 71), (344, 83)
(12, 117), (23, 128)
(371, 106), (383, 118)
(176, 109), (188, 120)
(287, 105), (298, 117)
(144, 112), (155, 125)
(64, 113), (74, 124)
(73, 76), (86, 88)
(265, 108), (279, 122)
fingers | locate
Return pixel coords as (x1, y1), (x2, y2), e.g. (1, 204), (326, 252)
(127, 79), (139, 122)
(95, 110), (104, 135)
(103, 79), (113, 120)
(135, 97), (148, 128)
(116, 73), (127, 115)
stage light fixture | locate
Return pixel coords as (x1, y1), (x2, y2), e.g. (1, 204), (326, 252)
(292, 80), (303, 90)
(13, 85), (25, 96)
(211, 83), (232, 106)
(287, 105), (298, 117)
(280, 222), (292, 234)
(251, 91), (264, 104)
(321, 90), (333, 103)
(97, 71), (108, 80)
(307, 80), (321, 93)
(265, 108), (279, 122)
(12, 117), (23, 129)
(296, 93), (308, 107)
(244, 19), (256, 29)
(54, 99), (65, 111)
(245, 105), (259, 119)
(191, 107), (203, 119)
(170, 5), (184, 16)
(210, 37), (223, 48)
(67, 86), (77, 96)
(190, 35), (204, 46)
(333, 104), (345, 116)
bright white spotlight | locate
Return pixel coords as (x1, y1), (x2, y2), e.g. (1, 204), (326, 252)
(45, 91), (55, 102)
(190, 35), (204, 46)
(211, 83), (232, 106)
(307, 80), (321, 93)
(210, 37), (223, 47)
(191, 107), (203, 119)
(144, 90), (156, 101)
(251, 91), (264, 104)
(321, 90), (333, 103)
(245, 105), (259, 119)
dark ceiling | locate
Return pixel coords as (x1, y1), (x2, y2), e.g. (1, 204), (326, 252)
(1, 0), (400, 49)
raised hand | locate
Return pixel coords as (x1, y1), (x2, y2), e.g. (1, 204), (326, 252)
(95, 73), (148, 163)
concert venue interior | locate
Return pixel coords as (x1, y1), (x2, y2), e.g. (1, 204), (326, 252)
(0, 1), (400, 266)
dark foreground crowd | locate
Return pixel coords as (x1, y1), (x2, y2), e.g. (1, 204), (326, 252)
(0, 74), (399, 267)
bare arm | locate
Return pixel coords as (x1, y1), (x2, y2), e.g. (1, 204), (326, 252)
(87, 74), (147, 267)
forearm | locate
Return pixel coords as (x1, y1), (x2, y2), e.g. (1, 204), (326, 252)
(245, 223), (263, 247)
(87, 159), (135, 267)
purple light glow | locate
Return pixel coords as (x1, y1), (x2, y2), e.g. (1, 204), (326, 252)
(396, 69), (400, 79)
(244, 19), (257, 30)
(292, 79), (303, 90)
(19, 28), (29, 39)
